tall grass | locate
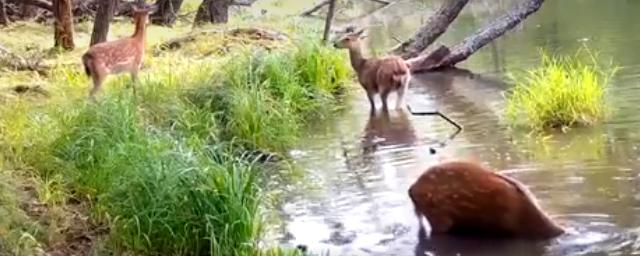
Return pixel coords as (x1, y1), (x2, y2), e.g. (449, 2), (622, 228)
(505, 49), (616, 130)
(188, 41), (350, 152)
(0, 36), (348, 255)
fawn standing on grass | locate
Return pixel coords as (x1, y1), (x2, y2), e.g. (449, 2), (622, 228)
(333, 29), (411, 111)
(82, 4), (155, 99)
(408, 160), (565, 240)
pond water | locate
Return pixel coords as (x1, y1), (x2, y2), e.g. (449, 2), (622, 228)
(277, 0), (640, 255)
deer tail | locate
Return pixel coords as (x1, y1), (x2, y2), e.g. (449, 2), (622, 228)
(81, 53), (93, 77)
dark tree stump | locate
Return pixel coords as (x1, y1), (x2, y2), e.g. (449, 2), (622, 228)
(194, 0), (230, 26)
(150, 0), (184, 26)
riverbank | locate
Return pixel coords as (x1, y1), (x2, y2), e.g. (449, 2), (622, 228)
(0, 3), (351, 255)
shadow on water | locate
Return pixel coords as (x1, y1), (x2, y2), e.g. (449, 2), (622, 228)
(279, 0), (640, 255)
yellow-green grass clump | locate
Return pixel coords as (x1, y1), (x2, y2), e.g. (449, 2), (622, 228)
(505, 49), (617, 130)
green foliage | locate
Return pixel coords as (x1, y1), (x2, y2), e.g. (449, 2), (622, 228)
(505, 49), (616, 130)
(0, 36), (349, 256)
(187, 41), (350, 152)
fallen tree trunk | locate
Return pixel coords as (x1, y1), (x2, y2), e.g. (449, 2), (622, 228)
(406, 0), (545, 72)
(390, 0), (469, 59)
(156, 27), (288, 50)
(0, 44), (46, 73)
(22, 0), (52, 12)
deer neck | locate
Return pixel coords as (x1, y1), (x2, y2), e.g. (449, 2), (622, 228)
(132, 15), (147, 42)
(348, 45), (367, 74)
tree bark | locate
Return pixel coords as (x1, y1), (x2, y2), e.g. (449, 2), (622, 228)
(90, 0), (115, 46)
(390, 0), (469, 59)
(53, 0), (75, 50)
(322, 0), (337, 43)
(150, 0), (183, 26)
(194, 0), (230, 25)
(0, 0), (9, 25)
(407, 0), (545, 72)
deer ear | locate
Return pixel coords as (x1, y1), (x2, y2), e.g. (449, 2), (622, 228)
(355, 28), (366, 38)
(132, 5), (139, 12)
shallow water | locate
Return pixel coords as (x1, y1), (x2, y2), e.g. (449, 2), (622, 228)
(278, 0), (640, 255)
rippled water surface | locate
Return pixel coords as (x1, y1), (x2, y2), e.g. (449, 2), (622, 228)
(275, 0), (640, 255)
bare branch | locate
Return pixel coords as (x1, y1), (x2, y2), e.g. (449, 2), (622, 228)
(300, 0), (329, 17)
(390, 0), (469, 59)
(365, 0), (389, 5)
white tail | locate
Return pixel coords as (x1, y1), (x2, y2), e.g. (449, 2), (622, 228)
(333, 28), (411, 111)
(82, 5), (155, 99)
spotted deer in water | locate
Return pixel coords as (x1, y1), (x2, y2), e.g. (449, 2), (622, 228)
(408, 160), (565, 240)
(82, 4), (156, 99)
(333, 28), (411, 111)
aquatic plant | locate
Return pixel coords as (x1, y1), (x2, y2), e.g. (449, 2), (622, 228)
(505, 49), (616, 130)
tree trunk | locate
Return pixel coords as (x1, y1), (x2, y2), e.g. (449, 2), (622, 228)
(53, 0), (75, 50)
(90, 0), (115, 46)
(406, 0), (545, 72)
(322, 0), (337, 43)
(151, 0), (184, 26)
(194, 0), (230, 25)
(390, 0), (469, 59)
(0, 0), (9, 26)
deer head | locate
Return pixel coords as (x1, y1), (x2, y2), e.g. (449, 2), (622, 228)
(333, 28), (367, 49)
(131, 4), (158, 24)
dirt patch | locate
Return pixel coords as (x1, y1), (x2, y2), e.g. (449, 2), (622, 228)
(18, 182), (109, 256)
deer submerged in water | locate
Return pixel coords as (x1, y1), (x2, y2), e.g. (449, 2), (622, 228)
(333, 28), (412, 112)
(82, 4), (156, 99)
(409, 160), (565, 240)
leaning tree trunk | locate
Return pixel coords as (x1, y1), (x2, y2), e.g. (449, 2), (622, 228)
(194, 0), (230, 25)
(151, 0), (184, 26)
(390, 0), (469, 59)
(53, 0), (75, 50)
(403, 0), (545, 72)
(90, 0), (115, 46)
(0, 0), (9, 26)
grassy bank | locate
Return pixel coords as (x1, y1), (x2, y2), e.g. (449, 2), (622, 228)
(504, 49), (616, 131)
(0, 10), (350, 256)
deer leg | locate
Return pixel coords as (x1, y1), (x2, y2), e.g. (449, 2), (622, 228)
(366, 91), (376, 111)
(396, 76), (410, 110)
(380, 87), (392, 111)
(130, 71), (139, 97)
(426, 212), (454, 234)
(88, 73), (104, 100)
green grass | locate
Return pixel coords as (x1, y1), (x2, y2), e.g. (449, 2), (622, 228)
(505, 49), (617, 130)
(0, 21), (349, 256)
